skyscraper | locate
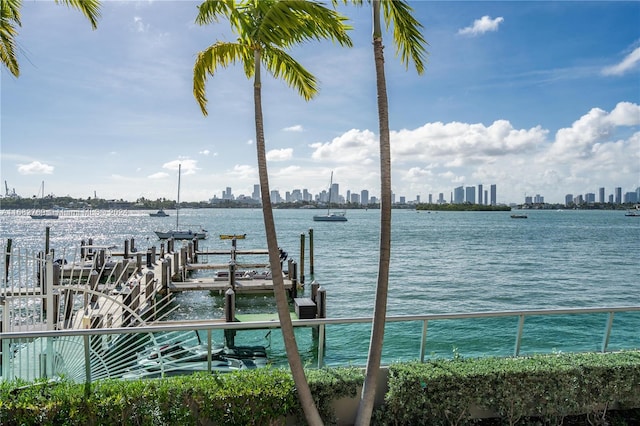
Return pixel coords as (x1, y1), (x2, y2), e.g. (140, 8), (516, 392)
(490, 184), (497, 206)
(252, 184), (260, 200)
(615, 187), (622, 204)
(465, 186), (476, 204)
(599, 187), (605, 204)
(478, 184), (483, 205)
(453, 186), (464, 204)
(360, 189), (369, 205)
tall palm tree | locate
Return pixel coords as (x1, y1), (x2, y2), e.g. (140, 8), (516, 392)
(1, 0), (100, 77)
(193, 1), (352, 424)
(333, 1), (426, 424)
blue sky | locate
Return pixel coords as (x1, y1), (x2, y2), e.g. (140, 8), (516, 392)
(1, 1), (639, 204)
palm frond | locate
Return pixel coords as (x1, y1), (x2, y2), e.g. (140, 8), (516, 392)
(1, 0), (22, 76)
(195, 0), (235, 25)
(193, 41), (251, 116)
(56, 0), (101, 30)
(382, 0), (428, 74)
(258, 0), (353, 49)
(262, 46), (317, 101)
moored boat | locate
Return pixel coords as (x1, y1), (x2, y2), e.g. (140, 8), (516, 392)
(510, 214), (528, 219)
(149, 209), (169, 217)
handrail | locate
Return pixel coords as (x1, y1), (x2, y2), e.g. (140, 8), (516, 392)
(1, 306), (639, 383)
(3, 306), (638, 340)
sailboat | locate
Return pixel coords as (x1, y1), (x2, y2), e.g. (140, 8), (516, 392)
(313, 171), (347, 222)
(30, 181), (59, 219)
(154, 164), (208, 239)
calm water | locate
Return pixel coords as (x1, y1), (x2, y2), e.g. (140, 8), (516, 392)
(1, 208), (639, 366)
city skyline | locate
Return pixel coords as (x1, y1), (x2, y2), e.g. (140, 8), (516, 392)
(1, 2), (638, 205)
(213, 182), (640, 206)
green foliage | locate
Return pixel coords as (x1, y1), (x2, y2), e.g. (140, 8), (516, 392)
(1, 354), (639, 425)
(377, 351), (640, 426)
(0, 367), (364, 425)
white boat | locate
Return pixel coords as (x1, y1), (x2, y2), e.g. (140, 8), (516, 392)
(155, 164), (208, 239)
(122, 338), (268, 379)
(313, 171), (347, 222)
(624, 205), (640, 217)
(149, 209), (169, 217)
(30, 181), (59, 219)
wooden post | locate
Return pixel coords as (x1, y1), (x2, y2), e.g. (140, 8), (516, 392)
(161, 259), (169, 295)
(130, 238), (135, 253)
(136, 253), (143, 272)
(160, 242), (165, 259)
(287, 258), (293, 280)
(316, 286), (326, 319)
(89, 270), (99, 308)
(299, 233), (305, 285)
(80, 240), (86, 259)
(45, 226), (50, 255)
(224, 288), (236, 347)
(151, 246), (157, 265)
(4, 238), (11, 282)
(146, 249), (152, 268)
(228, 261), (236, 290)
(311, 281), (319, 303)
(124, 239), (129, 259)
(291, 261), (298, 299)
(193, 239), (198, 263)
(308, 228), (314, 278)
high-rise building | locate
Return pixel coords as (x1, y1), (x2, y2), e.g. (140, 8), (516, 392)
(252, 184), (260, 200)
(330, 183), (339, 203)
(453, 186), (464, 204)
(465, 186), (475, 204)
(599, 187), (605, 204)
(478, 184), (483, 205)
(534, 194), (544, 204)
(490, 184), (497, 205)
(484, 190), (488, 205)
(585, 193), (595, 203)
(615, 187), (622, 204)
(565, 194), (573, 206)
(438, 193), (445, 204)
(360, 190), (369, 205)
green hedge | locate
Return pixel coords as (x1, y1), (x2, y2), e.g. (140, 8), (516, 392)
(0, 366), (363, 426)
(377, 351), (640, 426)
(0, 352), (638, 425)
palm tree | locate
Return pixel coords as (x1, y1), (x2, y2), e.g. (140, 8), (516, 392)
(1, 0), (100, 77)
(193, 1), (352, 424)
(333, 1), (427, 424)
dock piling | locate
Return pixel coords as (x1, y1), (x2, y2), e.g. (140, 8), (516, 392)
(309, 228), (314, 278)
(299, 233), (305, 285)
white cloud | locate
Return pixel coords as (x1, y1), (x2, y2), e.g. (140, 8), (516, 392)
(199, 149), (210, 156)
(17, 161), (54, 175)
(602, 46), (640, 76)
(458, 16), (504, 36)
(283, 125), (304, 132)
(133, 16), (149, 33)
(162, 159), (198, 175)
(148, 172), (169, 179)
(310, 129), (378, 163)
(266, 148), (294, 161)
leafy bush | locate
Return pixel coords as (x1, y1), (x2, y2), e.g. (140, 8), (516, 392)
(377, 351), (640, 426)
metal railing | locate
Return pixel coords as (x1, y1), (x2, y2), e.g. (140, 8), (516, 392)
(1, 306), (639, 384)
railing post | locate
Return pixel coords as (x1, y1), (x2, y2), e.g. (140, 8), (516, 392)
(84, 334), (91, 396)
(317, 324), (325, 369)
(514, 314), (525, 356)
(601, 311), (614, 353)
(420, 319), (429, 363)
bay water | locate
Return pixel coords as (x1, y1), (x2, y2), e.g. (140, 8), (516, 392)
(1, 208), (638, 367)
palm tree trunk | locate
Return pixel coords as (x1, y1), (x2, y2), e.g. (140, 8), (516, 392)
(355, 1), (392, 424)
(253, 50), (323, 426)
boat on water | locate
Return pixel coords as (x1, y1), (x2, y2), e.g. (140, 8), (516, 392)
(155, 164), (208, 239)
(510, 214), (528, 219)
(313, 171), (347, 222)
(149, 209), (169, 217)
(30, 181), (59, 219)
(624, 205), (640, 217)
(122, 336), (268, 379)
